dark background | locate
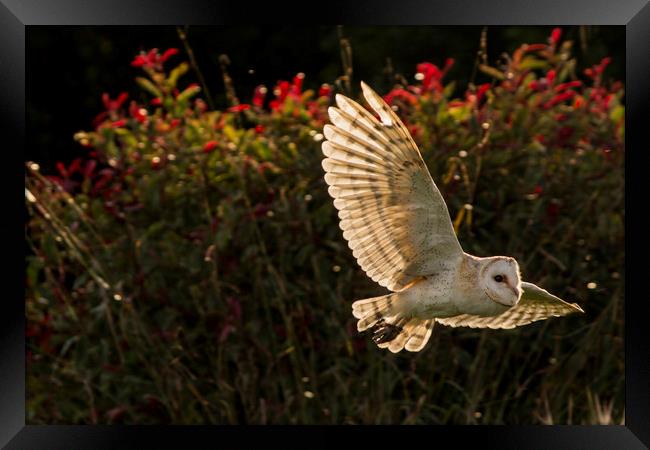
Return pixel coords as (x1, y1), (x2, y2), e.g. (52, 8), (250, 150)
(27, 25), (624, 171)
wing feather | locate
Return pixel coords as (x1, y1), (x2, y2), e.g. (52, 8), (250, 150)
(436, 282), (584, 329)
(321, 81), (463, 291)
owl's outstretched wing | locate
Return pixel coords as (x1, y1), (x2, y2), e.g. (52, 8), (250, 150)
(436, 281), (584, 329)
(321, 81), (463, 292)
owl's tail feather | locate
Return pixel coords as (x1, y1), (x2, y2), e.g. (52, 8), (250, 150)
(352, 294), (435, 353)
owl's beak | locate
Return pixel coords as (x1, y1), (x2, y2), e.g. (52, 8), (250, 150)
(508, 284), (522, 302)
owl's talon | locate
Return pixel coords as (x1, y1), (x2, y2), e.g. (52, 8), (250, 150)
(371, 322), (403, 344)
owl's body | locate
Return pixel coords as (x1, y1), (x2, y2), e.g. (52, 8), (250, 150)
(388, 255), (506, 320)
(322, 81), (584, 353)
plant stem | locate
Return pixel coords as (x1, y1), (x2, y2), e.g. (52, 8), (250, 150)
(177, 26), (216, 110)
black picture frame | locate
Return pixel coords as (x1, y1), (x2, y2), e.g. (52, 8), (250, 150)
(4, 0), (649, 448)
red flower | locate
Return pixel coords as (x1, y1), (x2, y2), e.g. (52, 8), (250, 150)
(131, 48), (178, 70)
(255, 124), (265, 134)
(573, 96), (585, 109)
(549, 28), (562, 46)
(252, 85), (267, 107)
(543, 90), (575, 109)
(585, 57), (612, 79)
(528, 73), (555, 94)
(111, 119), (127, 128)
(554, 81), (582, 93)
(276, 80), (290, 100)
(442, 58), (455, 77)
(319, 83), (332, 98)
(56, 162), (67, 178)
(131, 54), (148, 68)
(84, 160), (97, 179)
(150, 98), (162, 106)
(92, 170), (113, 192)
(269, 80), (291, 110)
(546, 69), (556, 85)
(102, 92), (129, 112)
(417, 62), (443, 92)
(269, 75), (307, 111)
(292, 73), (305, 96)
(92, 112), (108, 129)
(603, 93), (614, 109)
(129, 101), (148, 123)
(227, 104), (251, 112)
(203, 140), (218, 153)
(523, 43), (548, 53)
(595, 57), (612, 74)
(68, 158), (82, 175)
(476, 83), (491, 103)
(384, 88), (418, 106)
(160, 48), (179, 63)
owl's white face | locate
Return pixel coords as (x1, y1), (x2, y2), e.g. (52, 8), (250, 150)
(480, 257), (522, 307)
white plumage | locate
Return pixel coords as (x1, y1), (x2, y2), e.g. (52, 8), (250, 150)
(321, 81), (584, 353)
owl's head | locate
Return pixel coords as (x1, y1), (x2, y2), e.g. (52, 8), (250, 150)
(479, 256), (522, 307)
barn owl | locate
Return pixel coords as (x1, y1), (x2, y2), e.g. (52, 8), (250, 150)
(321, 81), (584, 353)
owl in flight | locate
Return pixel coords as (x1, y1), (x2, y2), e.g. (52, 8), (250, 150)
(321, 81), (584, 353)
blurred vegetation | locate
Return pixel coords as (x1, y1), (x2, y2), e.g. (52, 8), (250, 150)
(25, 27), (624, 425)
(27, 25), (624, 170)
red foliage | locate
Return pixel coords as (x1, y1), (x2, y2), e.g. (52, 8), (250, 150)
(549, 28), (562, 46)
(227, 104), (251, 112)
(131, 48), (178, 70)
(203, 140), (218, 153)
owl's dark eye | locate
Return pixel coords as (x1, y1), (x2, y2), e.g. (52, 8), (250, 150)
(493, 275), (504, 283)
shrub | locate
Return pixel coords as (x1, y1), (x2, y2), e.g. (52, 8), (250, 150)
(25, 28), (624, 424)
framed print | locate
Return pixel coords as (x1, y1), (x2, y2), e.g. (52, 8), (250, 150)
(3, 0), (649, 448)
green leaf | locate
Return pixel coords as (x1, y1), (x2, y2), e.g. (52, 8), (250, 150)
(479, 64), (506, 80)
(136, 77), (163, 98)
(223, 125), (240, 144)
(252, 141), (271, 160)
(448, 105), (470, 122)
(557, 59), (576, 84)
(177, 85), (201, 103)
(442, 81), (456, 99)
(609, 105), (624, 122)
(518, 57), (549, 71)
(168, 63), (190, 89)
